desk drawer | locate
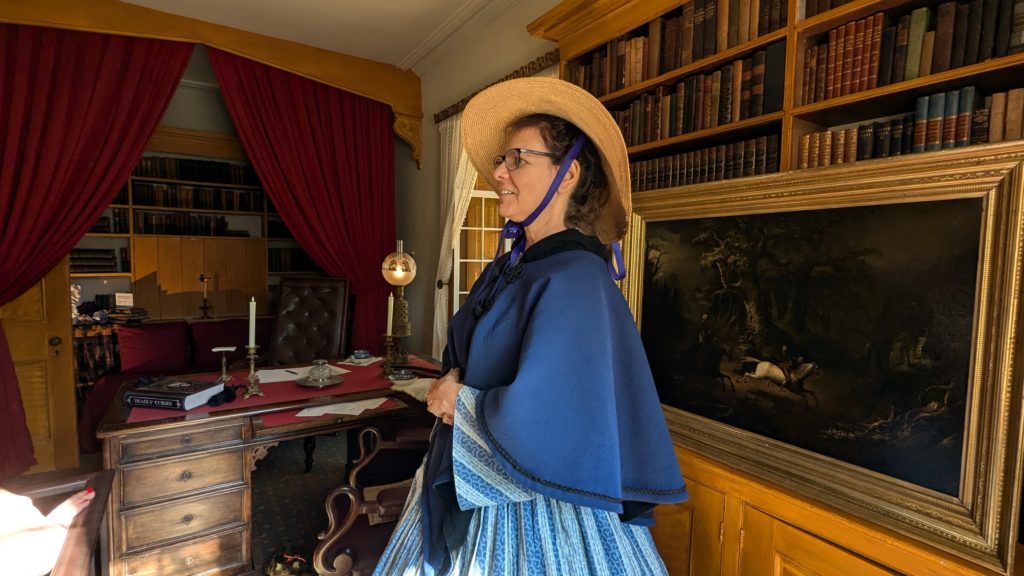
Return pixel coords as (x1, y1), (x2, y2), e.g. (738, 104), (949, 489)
(120, 419), (243, 461)
(123, 450), (244, 507)
(124, 528), (247, 576)
(123, 488), (245, 552)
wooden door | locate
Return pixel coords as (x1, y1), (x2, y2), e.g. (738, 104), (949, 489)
(739, 507), (897, 576)
(0, 258), (77, 471)
(651, 479), (727, 575)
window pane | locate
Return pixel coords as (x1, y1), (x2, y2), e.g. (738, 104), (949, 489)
(484, 197), (501, 228)
(459, 229), (469, 254)
(465, 229), (482, 259)
(459, 261), (470, 291)
(466, 197), (483, 227)
(459, 293), (468, 308)
(466, 262), (483, 288)
(483, 230), (499, 257)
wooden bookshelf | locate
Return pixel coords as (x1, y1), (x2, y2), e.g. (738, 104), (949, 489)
(531, 0), (1024, 575)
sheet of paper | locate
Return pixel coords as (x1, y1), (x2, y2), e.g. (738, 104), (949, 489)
(255, 364), (350, 383)
(296, 397), (388, 417)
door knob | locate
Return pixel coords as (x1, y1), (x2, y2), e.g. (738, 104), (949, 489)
(48, 336), (62, 346)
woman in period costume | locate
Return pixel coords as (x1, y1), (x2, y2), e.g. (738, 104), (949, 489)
(374, 77), (687, 576)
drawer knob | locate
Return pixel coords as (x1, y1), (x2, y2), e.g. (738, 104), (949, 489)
(185, 556), (195, 566)
(182, 513), (195, 524)
(181, 436), (193, 446)
(179, 470), (193, 481)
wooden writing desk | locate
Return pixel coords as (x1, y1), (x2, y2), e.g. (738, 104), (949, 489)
(96, 360), (432, 576)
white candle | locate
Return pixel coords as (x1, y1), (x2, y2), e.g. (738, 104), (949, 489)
(386, 293), (394, 336)
(248, 297), (256, 347)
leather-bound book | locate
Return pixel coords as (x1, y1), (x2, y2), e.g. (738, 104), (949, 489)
(890, 116), (906, 155)
(826, 28), (839, 99)
(995, 0), (1014, 56)
(834, 128), (847, 164)
(732, 60), (743, 120)
(766, 134), (780, 172)
(759, 0), (771, 36)
(874, 120), (892, 157)
(705, 0), (718, 58)
(902, 114), (916, 154)
(841, 21), (856, 95)
(753, 136), (767, 174)
(682, 1), (695, 65)
(878, 25), (897, 86)
(852, 18), (866, 93)
(956, 85), (976, 146)
(971, 95), (991, 144)
(710, 70), (722, 128)
(932, 1), (957, 73)
(816, 43), (829, 101)
(738, 0), (751, 44)
(978, 0), (1000, 60)
(799, 133), (812, 168)
(951, 2), (971, 68)
(942, 89), (960, 148)
(919, 31), (935, 76)
(965, 0), (984, 65)
(867, 13), (884, 89)
(770, 0), (785, 33)
(857, 122), (875, 159)
(1010, 0), (1024, 54)
(809, 132), (821, 167)
(727, 0), (739, 48)
(819, 130), (833, 166)
(803, 46), (816, 105)
(926, 91), (946, 151)
(844, 126), (859, 162)
(749, 0), (760, 40)
(1005, 88), (1024, 140)
(743, 138), (757, 175)
(892, 15), (911, 84)
(914, 95), (930, 152)
(989, 91), (1007, 142)
(694, 0), (706, 61)
(750, 49), (767, 116)
(904, 7), (932, 81)
(720, 64), (733, 125)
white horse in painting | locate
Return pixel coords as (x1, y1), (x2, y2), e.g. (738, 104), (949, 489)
(741, 357), (820, 408)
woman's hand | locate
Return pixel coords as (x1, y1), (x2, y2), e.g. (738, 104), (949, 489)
(426, 368), (463, 426)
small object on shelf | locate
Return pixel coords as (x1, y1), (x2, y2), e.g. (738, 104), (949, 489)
(198, 273), (212, 318)
(243, 344), (264, 398)
(388, 368), (415, 382)
(352, 349), (371, 359)
(124, 378), (224, 411)
(213, 346), (236, 384)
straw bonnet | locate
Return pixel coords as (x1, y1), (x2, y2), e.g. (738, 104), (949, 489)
(461, 77), (631, 244)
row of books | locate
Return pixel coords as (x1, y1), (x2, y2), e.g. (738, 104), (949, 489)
(88, 208), (131, 234)
(70, 248), (118, 273)
(134, 212), (250, 237)
(631, 134), (780, 192)
(133, 182), (264, 212)
(805, 0), (854, 18)
(803, 0), (1024, 105)
(798, 85), (1024, 168)
(567, 0), (786, 98)
(268, 248), (321, 273)
(615, 43), (785, 147)
(267, 217), (294, 240)
(108, 306), (150, 325)
(133, 157), (259, 186)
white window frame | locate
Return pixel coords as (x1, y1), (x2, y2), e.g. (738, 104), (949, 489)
(452, 189), (504, 314)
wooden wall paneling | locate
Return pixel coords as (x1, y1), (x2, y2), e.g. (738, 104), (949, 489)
(203, 238), (227, 318)
(0, 259), (76, 471)
(652, 500), (697, 574)
(223, 239), (249, 317)
(245, 240), (268, 315)
(132, 236), (161, 319)
(652, 479), (728, 575)
(771, 522), (899, 575)
(156, 237), (184, 319)
(179, 238), (205, 321)
(739, 505), (776, 576)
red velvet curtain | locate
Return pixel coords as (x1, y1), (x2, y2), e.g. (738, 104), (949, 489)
(207, 49), (396, 353)
(0, 24), (190, 479)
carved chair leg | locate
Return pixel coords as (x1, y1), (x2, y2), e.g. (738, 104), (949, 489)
(304, 436), (316, 473)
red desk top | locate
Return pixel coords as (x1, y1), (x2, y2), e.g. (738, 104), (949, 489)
(127, 358), (434, 427)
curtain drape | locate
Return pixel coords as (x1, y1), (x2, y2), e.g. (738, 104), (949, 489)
(207, 49), (395, 353)
(0, 24), (191, 479)
(432, 114), (477, 359)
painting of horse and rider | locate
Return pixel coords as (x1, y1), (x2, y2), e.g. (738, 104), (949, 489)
(641, 198), (982, 496)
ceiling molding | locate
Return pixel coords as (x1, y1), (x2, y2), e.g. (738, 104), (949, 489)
(409, 0), (522, 75)
(397, 0), (494, 71)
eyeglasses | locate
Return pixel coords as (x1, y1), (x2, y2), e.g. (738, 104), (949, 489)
(493, 148), (559, 172)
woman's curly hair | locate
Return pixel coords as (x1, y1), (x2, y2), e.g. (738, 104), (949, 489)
(507, 114), (609, 236)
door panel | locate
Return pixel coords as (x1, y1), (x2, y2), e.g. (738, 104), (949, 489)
(651, 479), (726, 575)
(0, 258), (76, 471)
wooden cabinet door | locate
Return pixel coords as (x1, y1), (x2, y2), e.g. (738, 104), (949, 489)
(134, 237), (267, 319)
(739, 507), (897, 576)
(0, 258), (76, 471)
(652, 479), (727, 575)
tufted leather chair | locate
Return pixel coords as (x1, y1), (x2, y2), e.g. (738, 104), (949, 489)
(268, 278), (351, 366)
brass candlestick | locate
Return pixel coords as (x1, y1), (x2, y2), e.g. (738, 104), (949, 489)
(383, 335), (394, 376)
(243, 344), (263, 398)
(382, 334), (408, 377)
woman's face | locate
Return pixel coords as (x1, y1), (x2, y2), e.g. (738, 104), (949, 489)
(492, 126), (563, 223)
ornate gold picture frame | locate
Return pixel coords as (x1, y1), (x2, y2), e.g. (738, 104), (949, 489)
(624, 142), (1024, 573)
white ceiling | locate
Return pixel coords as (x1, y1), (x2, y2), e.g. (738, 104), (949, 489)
(121, 0), (518, 72)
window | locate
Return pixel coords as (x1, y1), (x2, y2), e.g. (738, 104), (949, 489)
(453, 190), (503, 312)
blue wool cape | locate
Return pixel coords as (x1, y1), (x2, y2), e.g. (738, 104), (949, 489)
(421, 229), (687, 574)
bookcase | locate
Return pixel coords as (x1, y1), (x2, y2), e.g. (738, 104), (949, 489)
(531, 1), (1024, 575)
(71, 155), (322, 320)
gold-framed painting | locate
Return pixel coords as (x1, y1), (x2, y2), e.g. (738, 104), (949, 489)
(624, 141), (1024, 573)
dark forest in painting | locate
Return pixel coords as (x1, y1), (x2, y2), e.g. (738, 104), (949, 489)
(641, 199), (982, 495)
